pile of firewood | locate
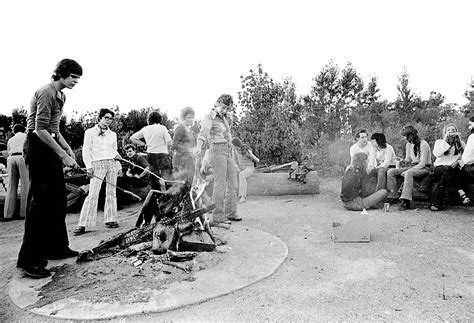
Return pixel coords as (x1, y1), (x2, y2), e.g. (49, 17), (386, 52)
(77, 181), (217, 263)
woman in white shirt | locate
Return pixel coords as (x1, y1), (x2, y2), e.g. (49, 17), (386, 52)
(430, 123), (470, 211)
(74, 109), (121, 235)
(386, 125), (432, 211)
(368, 133), (397, 191)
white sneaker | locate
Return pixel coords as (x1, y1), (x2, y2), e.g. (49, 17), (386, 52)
(238, 197), (246, 204)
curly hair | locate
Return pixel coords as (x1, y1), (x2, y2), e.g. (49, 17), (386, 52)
(148, 111), (162, 125)
(350, 152), (368, 171)
(216, 94), (234, 108)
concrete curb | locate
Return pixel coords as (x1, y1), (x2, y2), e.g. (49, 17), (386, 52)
(9, 224), (288, 320)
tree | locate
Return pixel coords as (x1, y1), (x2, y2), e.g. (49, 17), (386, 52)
(393, 67), (420, 123)
(310, 61), (364, 140)
(235, 64), (304, 164)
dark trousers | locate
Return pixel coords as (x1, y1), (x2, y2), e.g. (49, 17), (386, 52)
(147, 153), (172, 190)
(17, 133), (70, 269)
(431, 165), (466, 207)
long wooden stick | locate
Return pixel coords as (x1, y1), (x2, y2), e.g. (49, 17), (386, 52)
(78, 168), (142, 201)
(118, 157), (185, 184)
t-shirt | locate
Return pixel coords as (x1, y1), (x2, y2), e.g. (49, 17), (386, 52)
(130, 124), (172, 154)
(350, 142), (373, 161)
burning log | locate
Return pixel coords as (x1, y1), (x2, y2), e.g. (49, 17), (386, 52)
(77, 181), (217, 263)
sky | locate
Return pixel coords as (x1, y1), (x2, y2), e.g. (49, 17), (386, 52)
(1, 0), (473, 120)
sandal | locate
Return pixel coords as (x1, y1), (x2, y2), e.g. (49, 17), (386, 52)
(105, 222), (119, 228)
(73, 226), (85, 236)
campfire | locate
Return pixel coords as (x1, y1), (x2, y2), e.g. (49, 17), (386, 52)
(76, 180), (221, 268)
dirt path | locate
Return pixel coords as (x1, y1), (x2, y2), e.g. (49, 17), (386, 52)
(1, 177), (473, 321)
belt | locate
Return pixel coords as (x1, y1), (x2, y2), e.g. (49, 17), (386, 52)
(26, 129), (59, 138)
(11, 152), (23, 156)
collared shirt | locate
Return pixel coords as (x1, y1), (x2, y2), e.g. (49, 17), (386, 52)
(461, 134), (474, 165)
(404, 140), (432, 169)
(369, 144), (397, 168)
(7, 132), (26, 157)
(197, 109), (231, 145)
(27, 82), (65, 133)
(433, 139), (464, 167)
(82, 125), (119, 169)
(130, 124), (171, 154)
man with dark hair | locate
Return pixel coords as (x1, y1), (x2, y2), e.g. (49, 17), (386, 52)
(17, 59), (81, 279)
(3, 124), (29, 221)
(73, 108), (121, 236)
(460, 116), (474, 177)
(130, 111), (172, 190)
(195, 94), (240, 227)
(123, 144), (149, 188)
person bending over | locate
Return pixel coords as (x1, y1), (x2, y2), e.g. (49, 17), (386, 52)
(341, 152), (387, 211)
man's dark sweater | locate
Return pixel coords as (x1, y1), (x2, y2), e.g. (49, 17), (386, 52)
(340, 168), (373, 202)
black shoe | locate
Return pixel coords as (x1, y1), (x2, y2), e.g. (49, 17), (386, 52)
(0, 218), (12, 222)
(105, 222), (119, 228)
(22, 266), (51, 279)
(398, 199), (411, 211)
(46, 248), (79, 260)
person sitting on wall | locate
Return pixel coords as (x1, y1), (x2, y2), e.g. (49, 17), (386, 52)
(386, 125), (432, 211)
(349, 128), (373, 163)
(231, 137), (259, 204)
(430, 123), (470, 211)
(340, 152), (387, 211)
(367, 133), (397, 191)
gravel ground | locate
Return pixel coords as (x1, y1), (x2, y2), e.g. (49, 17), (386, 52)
(1, 176), (473, 322)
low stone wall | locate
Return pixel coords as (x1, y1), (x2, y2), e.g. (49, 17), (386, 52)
(247, 171), (320, 196)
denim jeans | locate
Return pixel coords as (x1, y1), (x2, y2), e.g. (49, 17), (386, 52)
(387, 167), (430, 201)
(209, 143), (237, 222)
(238, 166), (254, 197)
(368, 167), (391, 191)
